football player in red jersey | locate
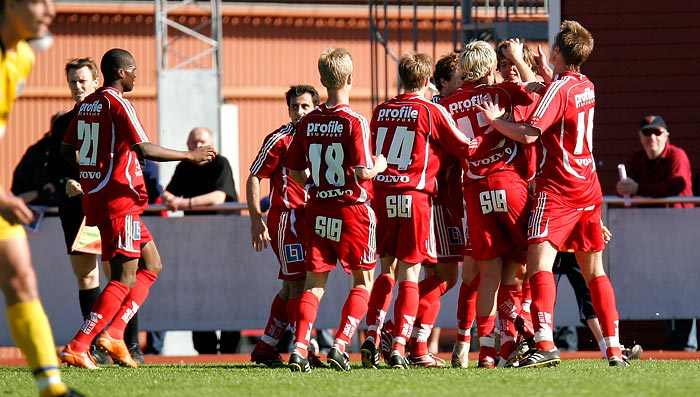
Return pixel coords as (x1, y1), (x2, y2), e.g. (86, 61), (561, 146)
(59, 48), (216, 370)
(479, 20), (629, 367)
(247, 85), (323, 368)
(285, 48), (387, 372)
(441, 40), (537, 368)
(359, 52), (470, 370)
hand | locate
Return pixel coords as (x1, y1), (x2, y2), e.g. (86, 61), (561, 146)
(0, 194), (35, 225)
(373, 154), (388, 173)
(616, 178), (639, 196)
(65, 179), (84, 197)
(250, 218), (270, 252)
(601, 223), (612, 244)
(190, 145), (217, 164)
(475, 100), (505, 124)
(502, 38), (524, 61)
(535, 44), (553, 83)
(162, 192), (188, 211)
(42, 182), (56, 194)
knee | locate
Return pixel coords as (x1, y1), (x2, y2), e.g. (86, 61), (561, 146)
(76, 272), (100, 290)
(145, 260), (163, 276)
(444, 274), (458, 291)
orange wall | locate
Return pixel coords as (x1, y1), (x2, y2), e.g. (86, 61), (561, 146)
(1, 3), (463, 198)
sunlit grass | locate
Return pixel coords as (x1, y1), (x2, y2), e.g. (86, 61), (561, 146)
(1, 359), (698, 396)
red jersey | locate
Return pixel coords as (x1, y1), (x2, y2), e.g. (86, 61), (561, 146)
(528, 72), (601, 207)
(63, 87), (149, 224)
(442, 82), (532, 184)
(285, 103), (374, 205)
(250, 122), (307, 210)
(370, 93), (470, 195)
(497, 81), (541, 182)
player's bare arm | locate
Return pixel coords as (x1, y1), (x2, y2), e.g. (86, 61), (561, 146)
(354, 154), (388, 180)
(534, 44), (553, 84)
(477, 101), (540, 144)
(246, 174), (270, 251)
(134, 142), (216, 164)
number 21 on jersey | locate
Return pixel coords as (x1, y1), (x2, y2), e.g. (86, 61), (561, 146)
(77, 120), (99, 166)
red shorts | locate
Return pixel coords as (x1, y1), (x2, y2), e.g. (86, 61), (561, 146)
(97, 213), (153, 261)
(305, 202), (378, 274)
(267, 206), (306, 281)
(463, 172), (530, 262)
(373, 190), (436, 264)
(528, 191), (605, 252)
(431, 202), (464, 264)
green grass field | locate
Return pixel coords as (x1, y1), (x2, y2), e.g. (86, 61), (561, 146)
(2, 360), (699, 396)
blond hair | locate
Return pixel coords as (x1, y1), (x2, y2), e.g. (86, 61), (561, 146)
(318, 47), (353, 90)
(458, 41), (496, 83)
(398, 52), (433, 92)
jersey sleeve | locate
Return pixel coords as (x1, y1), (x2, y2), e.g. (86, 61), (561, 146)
(432, 103), (471, 158)
(111, 96), (150, 148)
(529, 81), (565, 132)
(350, 114), (374, 169)
(250, 131), (285, 179)
(284, 131), (307, 171)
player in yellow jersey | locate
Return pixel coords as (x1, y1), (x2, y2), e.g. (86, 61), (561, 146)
(1, 1), (84, 396)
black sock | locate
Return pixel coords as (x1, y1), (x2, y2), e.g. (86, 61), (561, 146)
(78, 287), (101, 319)
(125, 312), (140, 347)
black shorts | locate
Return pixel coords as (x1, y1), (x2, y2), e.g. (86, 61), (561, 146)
(58, 195), (86, 255)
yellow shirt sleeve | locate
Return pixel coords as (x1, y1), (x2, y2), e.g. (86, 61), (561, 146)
(0, 40), (35, 141)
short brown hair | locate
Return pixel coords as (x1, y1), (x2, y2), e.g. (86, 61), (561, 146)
(318, 47), (353, 91)
(285, 85), (320, 109)
(433, 52), (459, 92)
(398, 52), (433, 92)
(554, 20), (594, 71)
(65, 57), (99, 81)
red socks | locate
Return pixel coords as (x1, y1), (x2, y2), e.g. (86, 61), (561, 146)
(293, 292), (320, 357)
(259, 294), (290, 346)
(333, 287), (370, 352)
(365, 273), (395, 343)
(456, 274), (479, 343)
(497, 284), (521, 357)
(529, 271), (556, 351)
(589, 275), (622, 358)
(107, 269), (158, 340)
(392, 281), (419, 355)
(476, 314), (497, 359)
(70, 280), (130, 352)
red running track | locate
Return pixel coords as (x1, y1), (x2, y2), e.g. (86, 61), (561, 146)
(1, 348), (699, 366)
